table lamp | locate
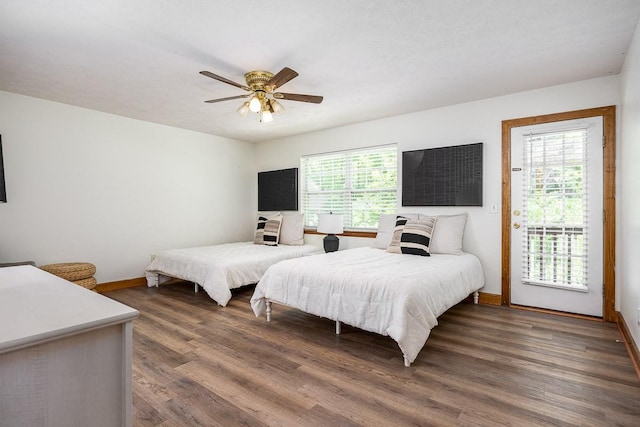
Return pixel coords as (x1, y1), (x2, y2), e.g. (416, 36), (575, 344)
(317, 213), (344, 253)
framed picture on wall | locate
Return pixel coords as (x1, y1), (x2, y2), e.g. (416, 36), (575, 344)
(402, 142), (483, 206)
(258, 167), (298, 211)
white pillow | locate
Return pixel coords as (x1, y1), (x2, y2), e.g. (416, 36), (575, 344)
(279, 213), (305, 246)
(372, 213), (419, 249)
(423, 213), (468, 255)
(372, 214), (397, 249)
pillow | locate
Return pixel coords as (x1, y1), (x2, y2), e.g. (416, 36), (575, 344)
(373, 213), (419, 249)
(423, 213), (468, 255)
(372, 214), (397, 249)
(388, 217), (437, 256)
(254, 214), (283, 246)
(279, 213), (304, 246)
(387, 215), (412, 251)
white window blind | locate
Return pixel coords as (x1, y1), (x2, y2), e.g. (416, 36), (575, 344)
(521, 127), (589, 289)
(301, 145), (397, 230)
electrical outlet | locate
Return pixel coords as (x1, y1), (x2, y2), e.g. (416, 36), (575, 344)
(490, 203), (498, 214)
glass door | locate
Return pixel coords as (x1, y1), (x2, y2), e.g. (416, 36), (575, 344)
(510, 117), (603, 316)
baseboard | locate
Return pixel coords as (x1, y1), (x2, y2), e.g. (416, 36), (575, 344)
(479, 292), (502, 305)
(95, 277), (146, 293)
(617, 311), (640, 380)
(510, 304), (603, 322)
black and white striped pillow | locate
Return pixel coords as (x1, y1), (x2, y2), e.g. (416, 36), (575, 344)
(387, 215), (411, 251)
(254, 215), (283, 246)
(388, 216), (436, 256)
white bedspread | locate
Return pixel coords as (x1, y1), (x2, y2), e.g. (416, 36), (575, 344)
(251, 247), (484, 363)
(145, 242), (321, 306)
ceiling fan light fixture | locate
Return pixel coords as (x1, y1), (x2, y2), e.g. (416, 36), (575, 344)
(236, 101), (250, 117)
(249, 95), (261, 112)
(270, 99), (284, 113)
(260, 109), (273, 123)
(200, 67), (323, 122)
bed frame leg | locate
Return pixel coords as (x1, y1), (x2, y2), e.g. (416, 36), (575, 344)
(403, 355), (411, 367)
(266, 301), (272, 322)
(194, 283), (199, 293)
(335, 320), (341, 335)
(473, 291), (479, 304)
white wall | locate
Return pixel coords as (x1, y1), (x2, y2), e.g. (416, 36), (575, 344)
(256, 76), (621, 296)
(0, 73), (626, 302)
(0, 91), (256, 283)
(620, 21), (640, 348)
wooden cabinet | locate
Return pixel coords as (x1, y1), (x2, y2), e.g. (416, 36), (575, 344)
(0, 265), (139, 427)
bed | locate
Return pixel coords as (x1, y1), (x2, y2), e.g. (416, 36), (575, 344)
(250, 213), (485, 366)
(145, 212), (321, 306)
(145, 241), (321, 306)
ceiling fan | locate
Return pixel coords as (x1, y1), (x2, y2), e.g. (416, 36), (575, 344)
(199, 67), (323, 123)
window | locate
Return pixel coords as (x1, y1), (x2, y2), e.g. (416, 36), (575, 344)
(521, 127), (590, 289)
(301, 145), (397, 230)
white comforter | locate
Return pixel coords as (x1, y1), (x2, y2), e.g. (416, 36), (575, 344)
(251, 247), (485, 363)
(145, 242), (321, 306)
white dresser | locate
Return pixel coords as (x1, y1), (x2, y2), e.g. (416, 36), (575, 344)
(0, 265), (139, 427)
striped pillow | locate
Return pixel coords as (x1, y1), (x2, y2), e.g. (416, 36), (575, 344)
(254, 215), (283, 246)
(388, 217), (436, 256)
(387, 216), (411, 251)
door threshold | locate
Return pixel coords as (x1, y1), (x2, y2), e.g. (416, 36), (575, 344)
(509, 304), (603, 322)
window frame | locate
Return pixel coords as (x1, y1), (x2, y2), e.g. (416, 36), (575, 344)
(301, 144), (398, 233)
(521, 127), (590, 290)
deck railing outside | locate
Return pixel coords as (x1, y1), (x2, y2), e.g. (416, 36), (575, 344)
(524, 225), (585, 288)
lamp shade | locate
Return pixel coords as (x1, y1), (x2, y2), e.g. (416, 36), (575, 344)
(317, 214), (343, 234)
(236, 102), (250, 117)
(270, 99), (285, 113)
(260, 109), (273, 123)
(249, 95), (261, 112)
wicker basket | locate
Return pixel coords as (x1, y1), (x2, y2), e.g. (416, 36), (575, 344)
(72, 276), (97, 290)
(40, 262), (96, 281)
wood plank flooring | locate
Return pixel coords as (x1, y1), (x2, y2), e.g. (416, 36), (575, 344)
(105, 283), (640, 426)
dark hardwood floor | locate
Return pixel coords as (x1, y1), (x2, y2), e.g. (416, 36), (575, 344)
(106, 283), (640, 426)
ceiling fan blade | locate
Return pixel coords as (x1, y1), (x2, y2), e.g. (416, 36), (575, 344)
(273, 92), (323, 104)
(204, 94), (250, 103)
(266, 67), (299, 90)
(200, 71), (249, 91)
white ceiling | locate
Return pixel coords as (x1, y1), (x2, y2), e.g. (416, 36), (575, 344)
(1, 1), (639, 143)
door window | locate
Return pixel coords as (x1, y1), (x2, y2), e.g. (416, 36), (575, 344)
(520, 127), (590, 291)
